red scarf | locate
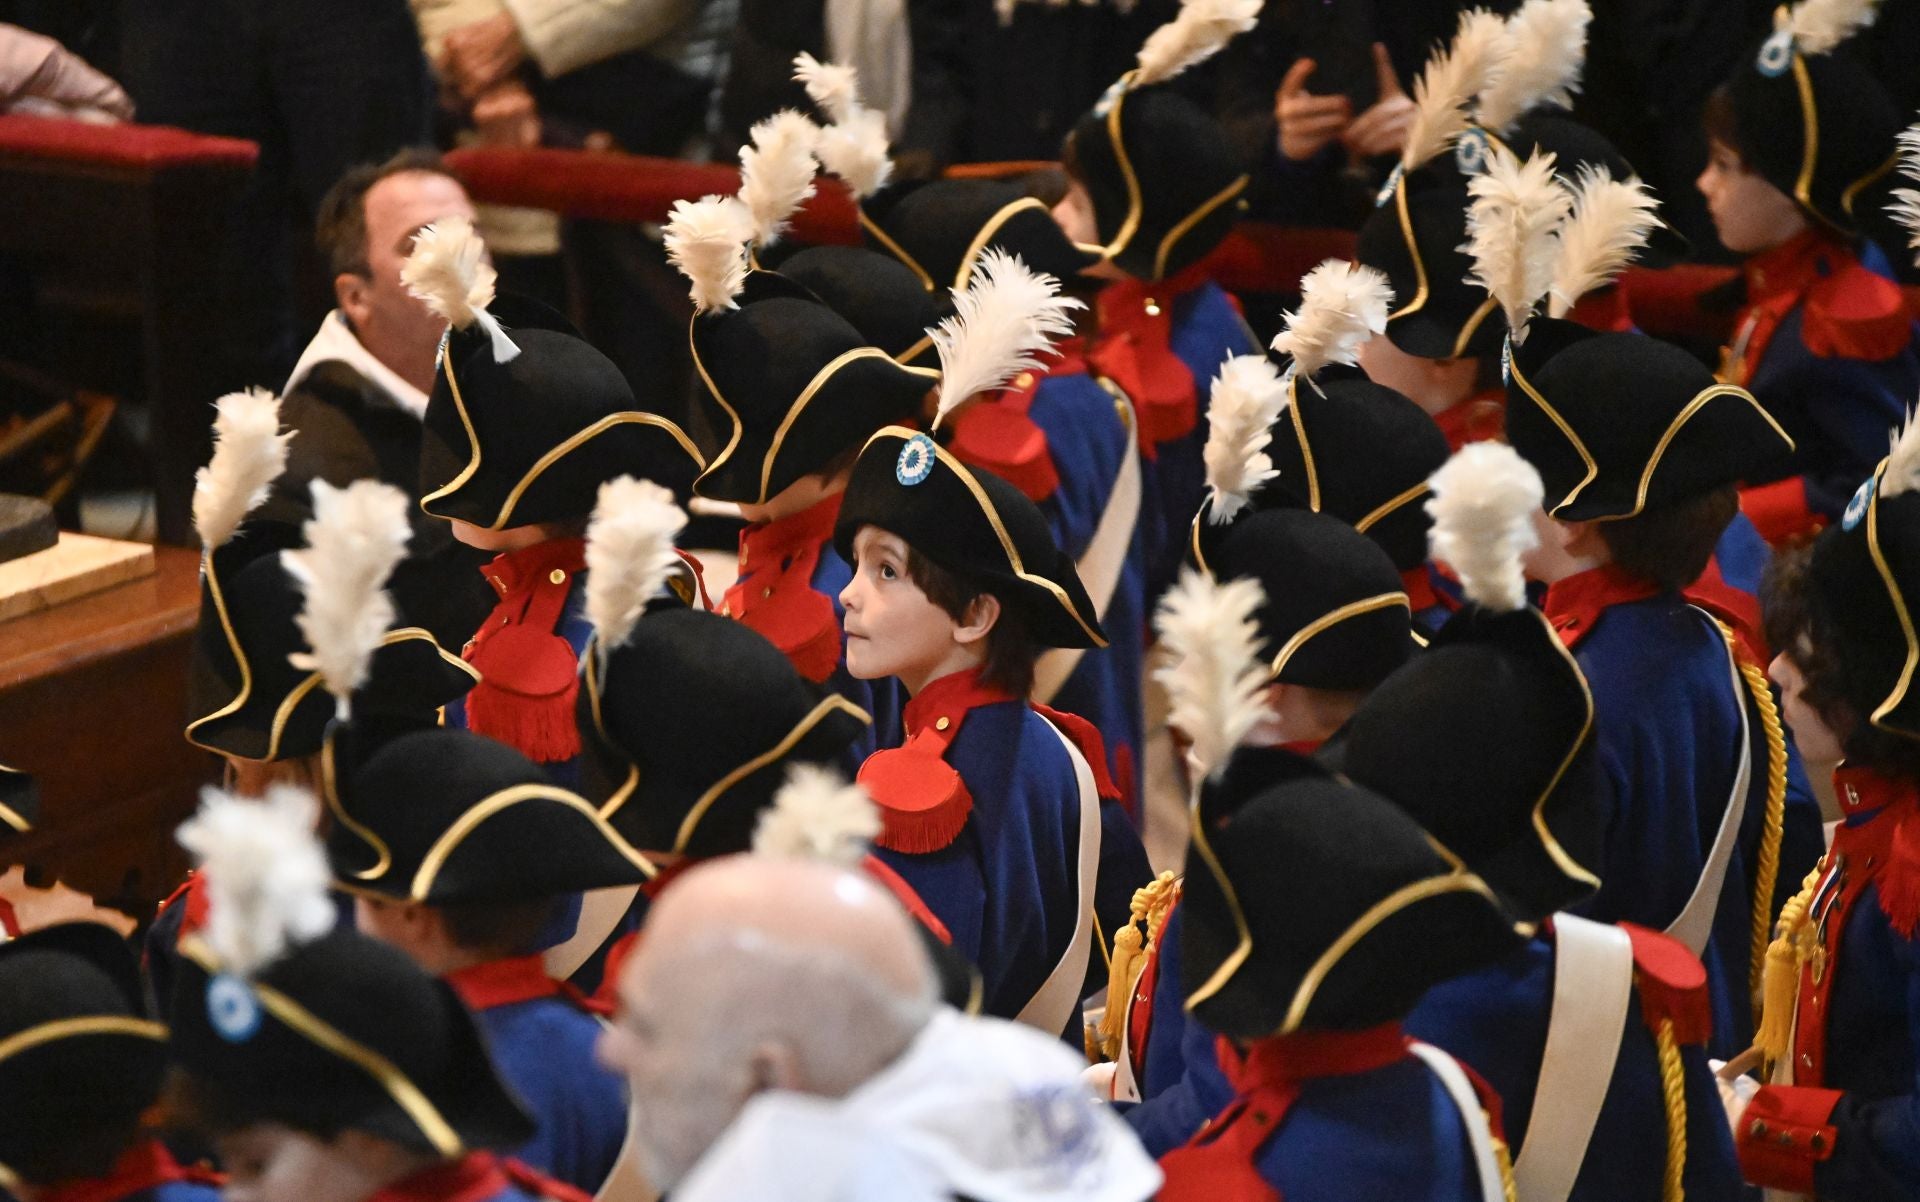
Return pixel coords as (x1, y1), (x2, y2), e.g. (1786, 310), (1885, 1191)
(463, 539), (588, 764)
(444, 954), (611, 1017)
(723, 492), (846, 684)
(1543, 560), (1764, 662)
(1088, 267), (1216, 455)
(367, 1154), (590, 1202)
(1158, 1023), (1415, 1201)
(37, 1142), (213, 1202)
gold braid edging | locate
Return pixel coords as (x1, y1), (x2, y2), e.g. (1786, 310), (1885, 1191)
(1656, 1018), (1688, 1202)
(1717, 620), (1787, 1015)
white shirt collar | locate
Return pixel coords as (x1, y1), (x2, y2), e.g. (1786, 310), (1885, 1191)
(283, 310), (431, 419)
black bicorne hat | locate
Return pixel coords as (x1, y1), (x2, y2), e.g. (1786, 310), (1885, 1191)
(0, 923), (168, 1182)
(420, 293), (704, 529)
(689, 273), (938, 505)
(1808, 439), (1920, 743)
(579, 608), (871, 857)
(835, 427), (1108, 649)
(186, 545), (479, 764)
(169, 924), (533, 1157)
(858, 177), (1100, 294)
(1505, 317), (1796, 521)
(0, 763), (37, 837)
(1497, 111), (1691, 265)
(1332, 605), (1605, 923)
(1237, 365), (1453, 573)
(776, 245), (944, 368)
(1065, 82), (1247, 282)
(1194, 508), (1414, 691)
(1357, 176), (1508, 360)
(326, 727), (654, 900)
(1180, 748), (1521, 1040)
(1724, 11), (1903, 238)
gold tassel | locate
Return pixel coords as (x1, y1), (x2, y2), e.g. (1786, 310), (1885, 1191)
(1095, 871), (1181, 1060)
(1718, 619), (1789, 1019)
(1656, 1018), (1688, 1202)
(1754, 863), (1824, 1065)
(1489, 1126), (1519, 1202)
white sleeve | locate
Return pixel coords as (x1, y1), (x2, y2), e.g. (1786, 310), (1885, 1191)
(498, 0), (703, 77)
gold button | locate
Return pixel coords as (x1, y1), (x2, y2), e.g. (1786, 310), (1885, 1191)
(1012, 372), (1035, 390)
(762, 587), (773, 599)
(935, 716), (951, 731)
(1143, 299), (1161, 317)
(549, 569), (567, 584)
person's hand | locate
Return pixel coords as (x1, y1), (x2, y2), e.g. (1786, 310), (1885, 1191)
(472, 80), (540, 147)
(1081, 1060), (1119, 1101)
(441, 12), (526, 102)
(1339, 44), (1414, 161)
(1274, 56), (1351, 162)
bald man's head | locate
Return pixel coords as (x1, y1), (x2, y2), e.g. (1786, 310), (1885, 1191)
(597, 857), (939, 1188)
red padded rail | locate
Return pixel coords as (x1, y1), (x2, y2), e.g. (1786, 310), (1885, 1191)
(0, 114), (256, 171)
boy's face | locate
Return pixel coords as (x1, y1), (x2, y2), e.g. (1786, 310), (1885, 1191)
(838, 527), (967, 687)
(1770, 640), (1847, 763)
(1695, 139), (1807, 255)
(1049, 181), (1128, 282)
(216, 1125), (377, 1202)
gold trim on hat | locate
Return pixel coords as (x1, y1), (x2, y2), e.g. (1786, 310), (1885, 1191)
(1863, 462), (1920, 737)
(1277, 867), (1503, 1034)
(670, 694), (872, 854)
(859, 208), (937, 292)
(857, 427), (1109, 647)
(178, 934), (465, 1158)
(1386, 173), (1430, 321)
(1611, 384), (1792, 522)
(1181, 785), (1253, 1012)
(1070, 76), (1147, 270)
(1840, 149), (1899, 220)
(1355, 481), (1431, 535)
(0, 801), (25, 835)
(407, 785), (656, 899)
(323, 731), (392, 882)
(184, 549), (255, 748)
(1507, 344), (1601, 515)
(1285, 376), (1321, 511)
(1451, 296), (1499, 360)
(1152, 175), (1249, 283)
(895, 331), (935, 365)
(955, 198), (1056, 291)
(0, 1015), (165, 1066)
(421, 351), (484, 509)
(1267, 592), (1411, 681)
(1521, 607), (1604, 888)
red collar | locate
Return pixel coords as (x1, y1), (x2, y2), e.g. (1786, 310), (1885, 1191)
(1430, 391), (1507, 452)
(1833, 765), (1919, 824)
(1095, 264), (1213, 327)
(444, 954), (610, 1016)
(368, 1154), (509, 1202)
(1160, 1024), (1413, 1202)
(482, 538), (587, 602)
(902, 667), (1014, 742)
(738, 491), (844, 566)
(1743, 228), (1848, 307)
(1402, 565), (1440, 615)
(38, 1142), (198, 1202)
(1542, 563), (1664, 648)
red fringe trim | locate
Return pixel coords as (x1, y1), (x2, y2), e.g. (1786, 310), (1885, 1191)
(465, 674), (582, 764)
(1877, 813), (1920, 939)
(858, 748), (972, 854)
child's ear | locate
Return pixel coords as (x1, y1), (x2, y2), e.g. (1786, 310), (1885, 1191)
(953, 593), (1002, 647)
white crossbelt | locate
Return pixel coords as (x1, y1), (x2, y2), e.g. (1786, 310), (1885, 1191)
(1015, 716), (1104, 1035)
(1410, 1042), (1507, 1202)
(1664, 607), (1754, 956)
(1033, 386), (1142, 705)
(1513, 914), (1636, 1202)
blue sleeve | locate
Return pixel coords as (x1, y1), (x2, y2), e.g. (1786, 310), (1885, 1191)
(1121, 911), (1236, 1156)
(1810, 929), (1920, 1201)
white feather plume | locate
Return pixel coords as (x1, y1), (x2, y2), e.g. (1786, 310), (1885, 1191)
(193, 387), (291, 551)
(793, 52), (860, 123)
(1269, 259), (1393, 381)
(1546, 167), (1660, 319)
(1475, 0), (1589, 135)
(753, 763), (882, 866)
(929, 248), (1082, 429)
(664, 195), (756, 313)
(1152, 567), (1271, 782)
(1783, 0), (1881, 56)
(740, 110), (821, 248)
(176, 784), (337, 978)
(584, 475), (687, 654)
(1426, 442), (1543, 613)
(1464, 144), (1572, 344)
(1889, 124), (1920, 266)
(794, 53), (894, 198)
(1881, 407), (1920, 500)
(282, 480), (411, 719)
(1202, 354), (1289, 524)
(1132, 0), (1263, 89)
(1402, 7), (1512, 171)
(401, 216), (519, 362)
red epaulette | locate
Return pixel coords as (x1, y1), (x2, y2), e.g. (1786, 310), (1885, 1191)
(670, 549), (712, 611)
(857, 726), (973, 855)
(1619, 922), (1712, 1047)
(1874, 809), (1920, 938)
(946, 374), (1061, 503)
(464, 539), (587, 764)
(1031, 702), (1121, 801)
(1803, 263), (1916, 363)
(157, 871), (210, 938)
(723, 499), (844, 683)
(500, 1159), (593, 1202)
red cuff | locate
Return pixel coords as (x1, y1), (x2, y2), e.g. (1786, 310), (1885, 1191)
(1740, 477), (1824, 547)
(1736, 1084), (1843, 1194)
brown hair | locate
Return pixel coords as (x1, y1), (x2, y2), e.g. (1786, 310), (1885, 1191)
(1598, 485), (1739, 593)
(1700, 84), (1747, 162)
(1763, 545), (1920, 779)
(437, 896), (569, 959)
(315, 148), (464, 278)
(903, 547), (1037, 697)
